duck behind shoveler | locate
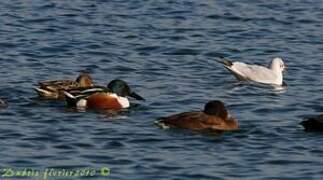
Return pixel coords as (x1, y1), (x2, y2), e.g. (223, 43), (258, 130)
(34, 73), (93, 99)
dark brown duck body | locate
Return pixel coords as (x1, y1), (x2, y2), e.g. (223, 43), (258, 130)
(300, 114), (323, 132)
(156, 100), (238, 132)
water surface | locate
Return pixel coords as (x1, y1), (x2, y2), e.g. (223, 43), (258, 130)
(0, 0), (323, 179)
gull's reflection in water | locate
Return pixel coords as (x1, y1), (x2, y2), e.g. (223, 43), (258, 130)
(229, 81), (288, 95)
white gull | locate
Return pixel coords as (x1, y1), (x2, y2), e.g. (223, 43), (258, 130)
(217, 57), (286, 86)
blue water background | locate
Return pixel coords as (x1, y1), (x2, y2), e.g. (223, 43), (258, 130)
(0, 0), (323, 179)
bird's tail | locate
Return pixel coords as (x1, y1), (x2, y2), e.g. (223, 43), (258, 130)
(154, 119), (170, 129)
(64, 91), (78, 107)
(64, 91), (75, 99)
(33, 87), (57, 98)
(216, 56), (233, 67)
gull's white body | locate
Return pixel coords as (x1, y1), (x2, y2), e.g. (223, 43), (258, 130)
(220, 57), (285, 86)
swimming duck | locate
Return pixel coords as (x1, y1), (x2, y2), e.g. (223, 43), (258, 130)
(300, 114), (323, 132)
(34, 73), (93, 99)
(217, 57), (286, 86)
(155, 100), (238, 132)
(64, 79), (145, 110)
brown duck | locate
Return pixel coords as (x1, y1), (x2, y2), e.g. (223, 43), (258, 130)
(155, 100), (238, 132)
(34, 73), (93, 99)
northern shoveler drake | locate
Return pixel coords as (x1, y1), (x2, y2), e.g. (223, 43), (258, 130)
(34, 73), (93, 99)
(155, 100), (238, 132)
(300, 114), (323, 132)
(64, 79), (145, 110)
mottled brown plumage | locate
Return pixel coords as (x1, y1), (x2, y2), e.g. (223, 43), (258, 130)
(34, 73), (93, 99)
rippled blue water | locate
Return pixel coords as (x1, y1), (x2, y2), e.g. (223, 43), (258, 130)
(1, 0), (323, 179)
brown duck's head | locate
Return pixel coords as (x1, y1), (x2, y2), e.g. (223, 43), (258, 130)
(203, 100), (228, 120)
(76, 73), (93, 87)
